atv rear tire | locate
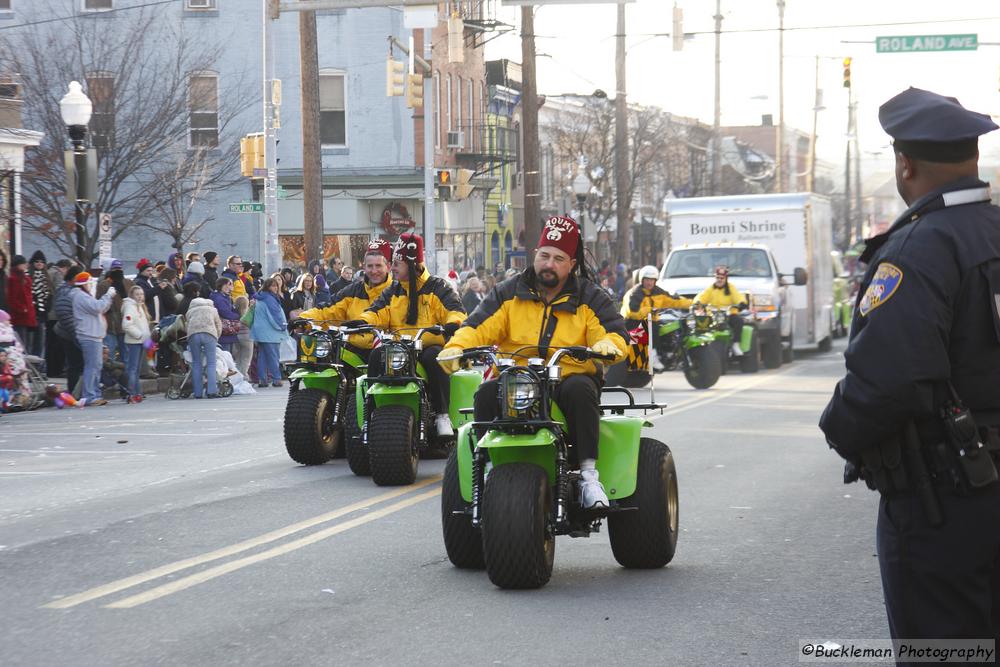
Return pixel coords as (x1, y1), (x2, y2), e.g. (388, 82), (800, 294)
(740, 329), (760, 374)
(683, 345), (721, 390)
(344, 393), (368, 474)
(608, 438), (679, 568)
(482, 463), (554, 589)
(283, 388), (340, 465)
(442, 448), (484, 569)
(368, 404), (419, 486)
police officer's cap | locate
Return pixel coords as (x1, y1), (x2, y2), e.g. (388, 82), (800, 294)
(879, 87), (998, 163)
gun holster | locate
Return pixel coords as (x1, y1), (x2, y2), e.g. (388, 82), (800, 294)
(859, 437), (908, 494)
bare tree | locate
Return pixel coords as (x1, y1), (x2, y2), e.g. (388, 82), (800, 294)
(2, 5), (254, 265)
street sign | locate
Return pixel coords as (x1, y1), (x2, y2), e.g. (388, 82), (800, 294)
(876, 34), (977, 53)
(229, 202), (264, 213)
(277, 186), (288, 200)
(99, 212), (112, 242)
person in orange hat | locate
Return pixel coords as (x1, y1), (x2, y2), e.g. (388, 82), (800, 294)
(70, 271), (114, 406)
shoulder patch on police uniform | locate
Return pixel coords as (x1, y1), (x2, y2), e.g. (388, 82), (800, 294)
(859, 263), (903, 316)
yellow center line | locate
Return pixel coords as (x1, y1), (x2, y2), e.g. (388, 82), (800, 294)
(105, 487), (442, 609)
(43, 476), (441, 609)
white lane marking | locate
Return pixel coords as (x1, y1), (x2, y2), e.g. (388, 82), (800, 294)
(104, 488), (442, 609)
(0, 471), (61, 475)
(0, 449), (156, 455)
(42, 477), (442, 609)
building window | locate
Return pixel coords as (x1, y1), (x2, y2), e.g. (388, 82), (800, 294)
(83, 0), (113, 10)
(185, 0), (216, 8)
(188, 73), (219, 148)
(0, 1), (11, 11)
(319, 70), (346, 146)
(457, 76), (464, 133)
(86, 72), (115, 149)
(433, 72), (440, 149)
(445, 74), (452, 133)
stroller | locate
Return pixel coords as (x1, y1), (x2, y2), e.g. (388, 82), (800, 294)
(164, 330), (234, 400)
(0, 327), (48, 412)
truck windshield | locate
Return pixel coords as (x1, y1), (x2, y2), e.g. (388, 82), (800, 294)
(663, 249), (773, 279)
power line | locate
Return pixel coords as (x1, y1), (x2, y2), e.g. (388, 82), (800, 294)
(0, 0), (183, 32)
(635, 15), (1000, 38)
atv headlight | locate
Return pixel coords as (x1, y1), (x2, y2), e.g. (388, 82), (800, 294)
(314, 338), (332, 358)
(501, 368), (540, 418)
(384, 343), (409, 376)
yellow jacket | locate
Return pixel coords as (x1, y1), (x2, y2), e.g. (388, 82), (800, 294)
(358, 267), (466, 348)
(442, 273), (629, 377)
(621, 285), (692, 322)
(300, 278), (391, 326)
(693, 282), (747, 313)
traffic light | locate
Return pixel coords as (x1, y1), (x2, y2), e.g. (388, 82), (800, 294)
(240, 133), (265, 178)
(672, 5), (684, 52)
(406, 73), (424, 109)
(454, 168), (474, 200)
(842, 57), (852, 89)
(436, 169), (453, 200)
(386, 58), (405, 97)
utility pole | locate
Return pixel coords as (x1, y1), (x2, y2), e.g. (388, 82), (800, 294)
(774, 0), (785, 193)
(423, 27), (436, 274)
(710, 0), (722, 195)
(807, 55), (819, 193)
(520, 6), (542, 255)
(853, 99), (862, 240)
(614, 2), (630, 265)
(845, 87), (853, 245)
(300, 10), (324, 269)
(262, 0), (281, 276)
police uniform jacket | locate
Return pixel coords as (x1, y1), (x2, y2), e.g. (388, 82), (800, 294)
(820, 176), (1000, 456)
(693, 283), (746, 312)
(442, 272), (629, 377)
(358, 267), (465, 348)
(300, 278), (391, 327)
(621, 284), (693, 323)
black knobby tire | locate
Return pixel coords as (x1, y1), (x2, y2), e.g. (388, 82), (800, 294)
(283, 388), (340, 465)
(713, 339), (729, 376)
(368, 404), (419, 486)
(817, 336), (833, 353)
(762, 331), (782, 369)
(481, 463), (554, 589)
(344, 392), (367, 472)
(782, 336), (795, 364)
(441, 447), (485, 569)
(608, 438), (679, 569)
(740, 329), (760, 374)
(683, 345), (721, 390)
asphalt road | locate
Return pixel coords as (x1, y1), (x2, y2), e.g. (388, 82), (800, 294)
(0, 341), (889, 666)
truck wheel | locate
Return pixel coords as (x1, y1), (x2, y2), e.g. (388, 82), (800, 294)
(442, 448), (484, 569)
(344, 393), (369, 476)
(818, 336), (833, 353)
(608, 438), (679, 568)
(368, 404), (419, 486)
(740, 330), (760, 373)
(283, 388), (340, 465)
(482, 463), (554, 589)
(683, 345), (721, 390)
(782, 337), (795, 364)
(762, 331), (782, 369)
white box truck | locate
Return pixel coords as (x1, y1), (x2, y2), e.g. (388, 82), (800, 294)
(658, 193), (834, 366)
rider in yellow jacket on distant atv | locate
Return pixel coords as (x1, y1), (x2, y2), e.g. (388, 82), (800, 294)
(621, 265), (692, 371)
(693, 265), (747, 356)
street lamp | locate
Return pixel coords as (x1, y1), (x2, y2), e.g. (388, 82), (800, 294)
(59, 81), (92, 264)
(572, 158), (590, 247)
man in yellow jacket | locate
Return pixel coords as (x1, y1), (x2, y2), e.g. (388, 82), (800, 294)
(437, 215), (628, 509)
(360, 233), (466, 437)
(693, 265), (747, 356)
(621, 265), (692, 371)
(297, 239), (394, 361)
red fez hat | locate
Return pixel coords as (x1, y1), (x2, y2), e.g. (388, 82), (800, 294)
(538, 215), (581, 258)
(365, 239), (393, 264)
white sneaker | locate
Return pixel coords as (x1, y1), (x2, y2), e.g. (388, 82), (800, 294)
(650, 349), (665, 372)
(579, 469), (609, 509)
(435, 414), (454, 437)
(731, 342), (743, 357)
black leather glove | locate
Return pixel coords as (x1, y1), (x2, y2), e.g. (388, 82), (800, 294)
(442, 322), (461, 337)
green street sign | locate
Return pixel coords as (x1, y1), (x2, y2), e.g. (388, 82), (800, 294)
(876, 34), (977, 53)
(277, 186), (287, 200)
(229, 202), (263, 213)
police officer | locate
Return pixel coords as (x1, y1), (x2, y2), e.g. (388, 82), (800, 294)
(819, 88), (1000, 647)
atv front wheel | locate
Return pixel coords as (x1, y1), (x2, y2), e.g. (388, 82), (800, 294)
(368, 404), (419, 486)
(608, 438), (678, 568)
(482, 463), (554, 589)
(283, 388), (340, 465)
(683, 345), (721, 390)
(441, 447), (484, 569)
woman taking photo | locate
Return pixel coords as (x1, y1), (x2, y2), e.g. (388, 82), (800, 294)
(250, 277), (288, 388)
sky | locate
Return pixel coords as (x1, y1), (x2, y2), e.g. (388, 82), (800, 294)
(484, 0), (1000, 182)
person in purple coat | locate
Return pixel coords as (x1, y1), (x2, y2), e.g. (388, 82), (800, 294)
(209, 278), (240, 354)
